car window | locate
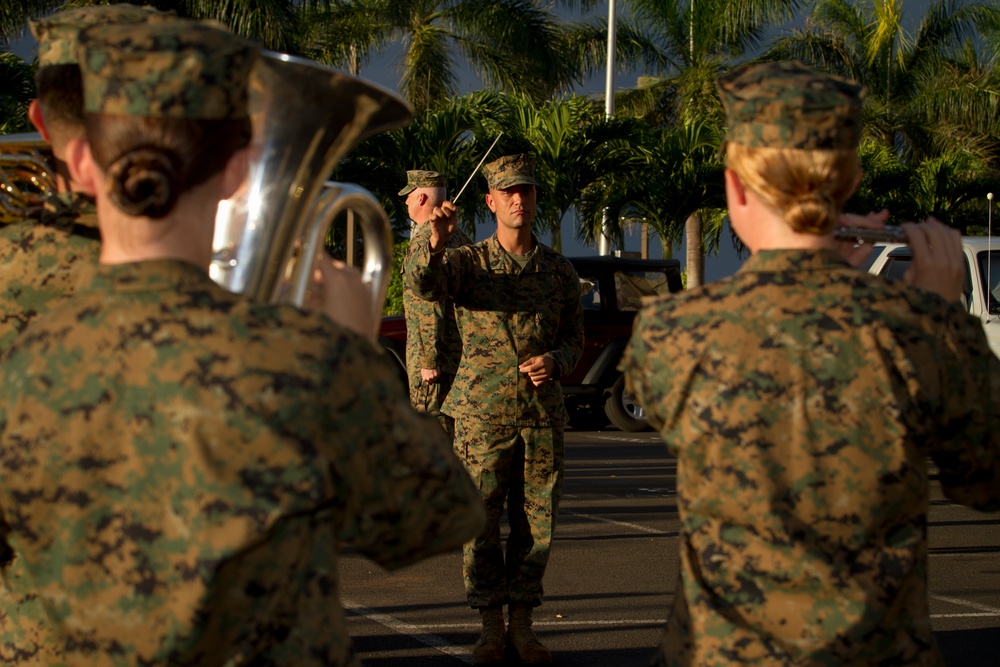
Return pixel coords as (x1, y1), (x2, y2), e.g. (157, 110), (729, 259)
(977, 250), (1000, 315)
(579, 277), (601, 310)
(615, 271), (671, 311)
(883, 255), (974, 313)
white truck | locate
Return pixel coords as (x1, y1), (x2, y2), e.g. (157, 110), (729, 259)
(863, 237), (1000, 356)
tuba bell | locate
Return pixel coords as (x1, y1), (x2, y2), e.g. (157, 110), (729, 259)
(211, 51), (412, 335)
(0, 132), (57, 223)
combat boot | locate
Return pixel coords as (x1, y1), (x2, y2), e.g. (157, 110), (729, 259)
(506, 604), (552, 664)
(471, 606), (505, 665)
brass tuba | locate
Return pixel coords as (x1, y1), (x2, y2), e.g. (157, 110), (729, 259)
(0, 132), (57, 222)
(210, 51), (412, 335)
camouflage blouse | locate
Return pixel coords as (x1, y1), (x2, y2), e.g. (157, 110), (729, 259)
(406, 233), (584, 426)
(0, 192), (101, 353)
(622, 249), (1000, 666)
(402, 220), (472, 387)
(0, 260), (483, 666)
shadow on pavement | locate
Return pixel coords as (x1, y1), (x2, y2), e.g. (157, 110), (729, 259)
(936, 626), (1000, 667)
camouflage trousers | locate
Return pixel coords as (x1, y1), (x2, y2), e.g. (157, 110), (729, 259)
(409, 372), (455, 439)
(453, 420), (564, 609)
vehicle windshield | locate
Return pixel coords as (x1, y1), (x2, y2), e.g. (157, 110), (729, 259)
(977, 250), (1000, 315)
(615, 271), (672, 311)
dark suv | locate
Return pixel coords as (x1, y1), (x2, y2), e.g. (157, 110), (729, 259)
(378, 255), (683, 432)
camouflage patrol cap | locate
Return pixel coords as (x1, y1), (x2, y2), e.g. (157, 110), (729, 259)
(29, 4), (174, 68)
(717, 61), (865, 150)
(482, 154), (537, 190)
(398, 170), (446, 196)
(78, 20), (257, 120)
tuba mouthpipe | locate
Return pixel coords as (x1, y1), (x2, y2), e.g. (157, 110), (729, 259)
(287, 182), (393, 338)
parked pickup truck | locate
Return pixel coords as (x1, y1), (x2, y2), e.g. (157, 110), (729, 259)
(863, 237), (1000, 356)
(378, 255), (684, 432)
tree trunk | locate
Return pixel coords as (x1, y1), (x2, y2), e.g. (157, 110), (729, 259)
(551, 217), (562, 253)
(349, 44), (359, 77)
(685, 212), (704, 288)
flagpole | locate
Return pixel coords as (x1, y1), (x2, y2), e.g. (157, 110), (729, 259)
(598, 0), (617, 256)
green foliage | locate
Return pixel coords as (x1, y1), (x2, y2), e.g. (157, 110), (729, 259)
(306, 0), (580, 114)
(383, 237), (408, 316)
(0, 51), (35, 134)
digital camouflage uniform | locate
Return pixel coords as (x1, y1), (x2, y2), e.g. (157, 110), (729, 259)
(0, 21), (484, 667)
(621, 61), (1000, 666)
(400, 170), (473, 436)
(0, 193), (99, 353)
(405, 155), (584, 609)
(0, 261), (485, 667)
(1, 6), (172, 662)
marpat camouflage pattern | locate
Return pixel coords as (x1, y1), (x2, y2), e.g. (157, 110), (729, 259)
(0, 193), (100, 353)
(622, 249), (1000, 666)
(78, 20), (255, 119)
(405, 233), (583, 425)
(717, 61), (865, 151)
(0, 260), (485, 666)
(29, 4), (174, 68)
(403, 220), (473, 431)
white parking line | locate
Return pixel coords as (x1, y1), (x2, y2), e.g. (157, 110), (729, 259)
(930, 593), (1000, 616)
(344, 599), (472, 664)
(589, 434), (659, 444)
(561, 508), (674, 536)
(349, 618), (668, 630)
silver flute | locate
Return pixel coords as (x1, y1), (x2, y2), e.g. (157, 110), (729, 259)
(833, 225), (907, 244)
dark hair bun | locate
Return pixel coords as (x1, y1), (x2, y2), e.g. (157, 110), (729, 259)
(106, 147), (180, 218)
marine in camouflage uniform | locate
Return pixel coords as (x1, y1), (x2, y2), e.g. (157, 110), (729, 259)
(405, 154), (583, 664)
(399, 169), (472, 437)
(0, 6), (171, 663)
(0, 20), (484, 667)
(0, 194), (99, 352)
(620, 61), (1000, 666)
(0, 3), (173, 349)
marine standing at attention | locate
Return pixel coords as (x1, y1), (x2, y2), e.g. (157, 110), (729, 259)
(621, 60), (1000, 666)
(0, 4), (170, 351)
(399, 169), (472, 437)
(0, 19), (483, 666)
(406, 154), (584, 665)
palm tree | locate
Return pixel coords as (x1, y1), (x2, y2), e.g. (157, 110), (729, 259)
(489, 93), (645, 252)
(308, 0), (580, 114)
(584, 0), (804, 286)
(577, 118), (727, 258)
(5, 0), (320, 53)
(333, 89), (507, 236)
(0, 51), (34, 133)
(768, 0), (1000, 164)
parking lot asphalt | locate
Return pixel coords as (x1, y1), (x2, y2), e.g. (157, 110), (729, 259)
(340, 429), (1000, 666)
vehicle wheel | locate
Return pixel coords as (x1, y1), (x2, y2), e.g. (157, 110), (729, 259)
(604, 375), (649, 432)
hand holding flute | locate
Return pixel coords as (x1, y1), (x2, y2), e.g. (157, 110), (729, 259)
(834, 211), (965, 303)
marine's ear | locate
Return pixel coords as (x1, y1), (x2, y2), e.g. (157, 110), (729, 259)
(64, 137), (97, 196)
(27, 100), (50, 142)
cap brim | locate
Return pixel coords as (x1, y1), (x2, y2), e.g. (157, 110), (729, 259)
(398, 184), (416, 196)
(490, 176), (537, 190)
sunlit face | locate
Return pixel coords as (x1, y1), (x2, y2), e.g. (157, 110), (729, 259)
(485, 183), (536, 232)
